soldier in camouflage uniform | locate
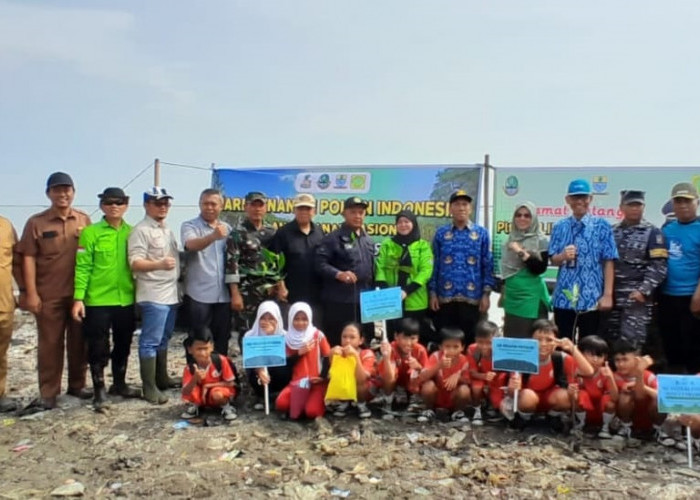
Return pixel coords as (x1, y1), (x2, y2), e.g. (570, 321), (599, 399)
(225, 192), (282, 344)
(607, 190), (667, 349)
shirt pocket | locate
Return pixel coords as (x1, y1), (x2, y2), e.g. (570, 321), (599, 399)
(148, 234), (166, 260)
(38, 232), (63, 257)
(94, 236), (117, 269)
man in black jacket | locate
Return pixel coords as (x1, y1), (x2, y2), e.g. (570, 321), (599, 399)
(315, 197), (375, 346)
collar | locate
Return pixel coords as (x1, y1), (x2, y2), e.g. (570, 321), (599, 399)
(243, 218), (263, 233)
(569, 213), (592, 225)
(99, 217), (128, 230)
(293, 219), (317, 234)
(47, 206), (77, 221)
(144, 215), (166, 228)
(339, 223), (365, 238)
(198, 215), (219, 228)
(451, 220), (473, 231)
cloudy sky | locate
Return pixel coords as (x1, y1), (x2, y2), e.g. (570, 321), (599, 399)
(2, 1), (699, 234)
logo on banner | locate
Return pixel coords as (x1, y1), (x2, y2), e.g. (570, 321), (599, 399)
(317, 174), (331, 190)
(334, 174), (348, 189)
(300, 175), (312, 189)
(592, 176), (608, 194)
(504, 176), (519, 196)
(350, 175), (367, 190)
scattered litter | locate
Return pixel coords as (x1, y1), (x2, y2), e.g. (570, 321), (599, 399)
(330, 487), (351, 498)
(217, 450), (241, 462)
(413, 486), (431, 495)
(172, 421), (190, 430)
(2, 418), (15, 426)
(50, 479), (85, 497)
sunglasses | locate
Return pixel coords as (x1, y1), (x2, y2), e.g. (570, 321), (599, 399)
(149, 200), (171, 207)
(102, 199), (127, 206)
(514, 212), (532, 219)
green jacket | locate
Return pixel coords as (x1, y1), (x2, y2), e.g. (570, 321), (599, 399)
(74, 218), (135, 306)
(375, 238), (433, 311)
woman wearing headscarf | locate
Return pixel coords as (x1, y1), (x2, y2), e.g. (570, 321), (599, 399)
(375, 210), (434, 343)
(244, 301), (290, 410)
(500, 202), (551, 337)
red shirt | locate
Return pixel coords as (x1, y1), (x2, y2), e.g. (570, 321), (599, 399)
(424, 351), (470, 387)
(287, 331), (331, 381)
(378, 341), (428, 380)
(522, 353), (576, 393)
(614, 370), (657, 392)
(467, 343), (507, 389)
(577, 369), (614, 400)
(182, 354), (236, 388)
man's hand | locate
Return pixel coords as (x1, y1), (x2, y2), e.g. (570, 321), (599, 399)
(213, 222), (229, 240)
(563, 245), (577, 262)
(231, 290), (244, 312)
(160, 256), (177, 271)
(25, 291), (42, 315)
(479, 294), (490, 314)
(629, 290), (646, 304)
(336, 271), (357, 284)
(598, 294), (613, 311)
(691, 291), (700, 317)
(71, 301), (86, 322)
(277, 283), (289, 302)
(430, 296), (440, 312)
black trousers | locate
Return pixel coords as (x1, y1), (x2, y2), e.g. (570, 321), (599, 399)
(658, 294), (700, 374)
(553, 308), (603, 341)
(186, 296), (232, 356)
(321, 301), (374, 347)
(83, 305), (135, 369)
(434, 302), (481, 346)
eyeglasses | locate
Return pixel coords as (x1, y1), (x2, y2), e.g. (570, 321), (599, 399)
(149, 200), (171, 207)
(102, 199), (127, 206)
(514, 212), (532, 219)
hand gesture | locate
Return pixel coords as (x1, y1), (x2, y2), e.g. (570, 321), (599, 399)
(194, 367), (207, 383)
(161, 256), (177, 270)
(443, 372), (460, 391)
(379, 341), (392, 358)
(635, 355), (653, 374)
(440, 356), (453, 369)
(508, 241), (522, 253)
(600, 361), (612, 378)
(213, 222), (229, 240)
(407, 356), (422, 371)
(300, 339), (317, 356)
(557, 338), (575, 354)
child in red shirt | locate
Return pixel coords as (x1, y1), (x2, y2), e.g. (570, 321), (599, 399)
(611, 340), (666, 442)
(417, 327), (471, 423)
(275, 302), (331, 419)
(467, 320), (507, 426)
(328, 322), (376, 419)
(377, 318), (428, 411)
(572, 335), (618, 437)
(505, 319), (593, 431)
(181, 327), (237, 421)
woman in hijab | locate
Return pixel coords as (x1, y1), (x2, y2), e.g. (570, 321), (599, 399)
(375, 210), (434, 343)
(500, 202), (551, 337)
(244, 301), (290, 410)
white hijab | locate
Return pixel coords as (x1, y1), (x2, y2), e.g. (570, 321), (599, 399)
(286, 302), (316, 350)
(244, 301), (285, 337)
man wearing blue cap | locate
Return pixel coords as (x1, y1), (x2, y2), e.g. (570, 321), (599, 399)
(607, 190), (667, 351)
(549, 179), (618, 340)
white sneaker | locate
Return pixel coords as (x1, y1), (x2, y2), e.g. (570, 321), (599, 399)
(451, 410), (470, 423)
(333, 401), (350, 418)
(656, 429), (677, 447)
(407, 393), (423, 412)
(395, 386), (408, 406)
(598, 426), (612, 439)
(471, 407), (483, 426)
(417, 409), (435, 423)
(221, 403), (238, 421)
(356, 402), (371, 419)
(613, 424), (632, 441)
(180, 404), (199, 419)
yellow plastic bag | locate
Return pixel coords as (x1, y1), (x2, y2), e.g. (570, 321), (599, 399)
(325, 354), (358, 402)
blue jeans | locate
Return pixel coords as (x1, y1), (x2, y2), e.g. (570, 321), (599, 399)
(138, 302), (177, 358)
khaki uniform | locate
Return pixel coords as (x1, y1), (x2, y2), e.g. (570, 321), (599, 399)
(18, 207), (91, 399)
(0, 217), (21, 397)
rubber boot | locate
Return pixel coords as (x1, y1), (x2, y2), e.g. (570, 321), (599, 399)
(108, 362), (141, 398)
(139, 357), (168, 405)
(155, 350), (182, 390)
(91, 366), (111, 411)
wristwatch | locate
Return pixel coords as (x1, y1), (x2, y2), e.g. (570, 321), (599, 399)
(517, 250), (526, 258)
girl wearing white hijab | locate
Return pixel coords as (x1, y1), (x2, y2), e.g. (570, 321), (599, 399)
(244, 301), (290, 409)
(275, 302), (332, 418)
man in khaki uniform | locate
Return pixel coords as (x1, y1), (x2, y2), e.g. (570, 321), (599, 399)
(18, 172), (92, 411)
(0, 216), (22, 412)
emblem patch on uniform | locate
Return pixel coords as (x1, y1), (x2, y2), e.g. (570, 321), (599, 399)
(444, 256), (453, 264)
(467, 282), (475, 291)
(444, 231), (453, 240)
(444, 281), (453, 290)
(470, 231), (479, 241)
(467, 256), (476, 265)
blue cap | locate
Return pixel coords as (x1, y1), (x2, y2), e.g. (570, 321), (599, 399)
(567, 179), (591, 196)
(143, 186), (173, 203)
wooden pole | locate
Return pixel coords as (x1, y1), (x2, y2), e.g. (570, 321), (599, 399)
(154, 158), (160, 187)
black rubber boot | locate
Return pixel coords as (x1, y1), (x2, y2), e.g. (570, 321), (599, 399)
(139, 357), (168, 405)
(155, 350), (181, 390)
(91, 366), (110, 411)
(108, 362), (141, 398)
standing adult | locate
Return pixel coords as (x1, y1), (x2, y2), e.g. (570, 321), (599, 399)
(549, 179), (618, 340)
(659, 182), (700, 373)
(269, 193), (325, 322)
(181, 188), (232, 356)
(128, 187), (180, 404)
(607, 190), (667, 350)
(500, 202), (551, 338)
(375, 210), (434, 343)
(315, 197), (375, 346)
(428, 190), (494, 346)
(72, 187), (140, 411)
(18, 172), (92, 411)
(0, 216), (22, 412)
(226, 191), (281, 338)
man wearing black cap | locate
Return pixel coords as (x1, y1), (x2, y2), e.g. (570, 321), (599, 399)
(316, 196), (375, 345)
(606, 190), (667, 351)
(128, 187), (180, 404)
(428, 190), (494, 346)
(225, 191), (282, 341)
(18, 172), (92, 411)
(72, 188), (140, 411)
(659, 182), (700, 373)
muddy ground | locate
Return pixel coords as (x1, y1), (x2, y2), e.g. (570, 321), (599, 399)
(1, 312), (700, 499)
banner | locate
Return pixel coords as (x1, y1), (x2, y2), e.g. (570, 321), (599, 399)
(212, 165), (482, 243)
(492, 167), (700, 277)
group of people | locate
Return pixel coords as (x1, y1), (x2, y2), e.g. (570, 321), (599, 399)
(0, 171), (699, 447)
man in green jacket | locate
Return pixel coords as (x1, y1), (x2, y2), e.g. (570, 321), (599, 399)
(72, 187), (140, 410)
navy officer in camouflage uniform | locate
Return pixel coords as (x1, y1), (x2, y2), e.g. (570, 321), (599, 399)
(606, 190), (667, 349)
(225, 191), (282, 343)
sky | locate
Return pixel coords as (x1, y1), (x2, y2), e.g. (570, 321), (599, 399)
(2, 0), (700, 238)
